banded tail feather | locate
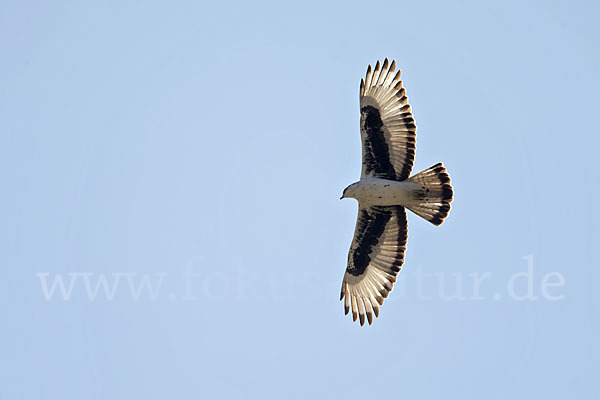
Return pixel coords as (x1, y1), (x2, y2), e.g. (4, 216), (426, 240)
(407, 163), (454, 226)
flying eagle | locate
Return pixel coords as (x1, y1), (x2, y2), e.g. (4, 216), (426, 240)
(340, 59), (454, 326)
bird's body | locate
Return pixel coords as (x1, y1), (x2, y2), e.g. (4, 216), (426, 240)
(340, 59), (454, 326)
(342, 177), (419, 207)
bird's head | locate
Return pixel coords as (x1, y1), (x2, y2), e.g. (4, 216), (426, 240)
(340, 183), (358, 200)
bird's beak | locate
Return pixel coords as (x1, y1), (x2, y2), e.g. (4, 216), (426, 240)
(340, 195), (344, 200)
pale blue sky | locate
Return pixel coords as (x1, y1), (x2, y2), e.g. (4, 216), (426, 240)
(1, 0), (598, 399)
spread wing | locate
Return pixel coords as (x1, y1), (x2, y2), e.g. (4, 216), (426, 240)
(360, 59), (417, 181)
(340, 206), (408, 326)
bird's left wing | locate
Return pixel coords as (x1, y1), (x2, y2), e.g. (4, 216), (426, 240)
(341, 206), (408, 326)
(360, 59), (417, 181)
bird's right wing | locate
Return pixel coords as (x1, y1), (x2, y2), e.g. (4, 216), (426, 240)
(360, 59), (417, 181)
(340, 206), (408, 326)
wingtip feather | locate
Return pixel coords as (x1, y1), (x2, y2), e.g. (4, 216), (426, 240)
(365, 64), (373, 88)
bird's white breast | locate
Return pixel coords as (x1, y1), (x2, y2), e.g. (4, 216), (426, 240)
(352, 177), (419, 206)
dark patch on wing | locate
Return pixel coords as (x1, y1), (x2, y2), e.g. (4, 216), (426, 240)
(398, 149), (415, 182)
(347, 208), (392, 277)
(394, 206), (408, 264)
(360, 105), (396, 180)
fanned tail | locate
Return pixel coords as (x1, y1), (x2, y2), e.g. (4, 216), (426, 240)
(406, 163), (453, 226)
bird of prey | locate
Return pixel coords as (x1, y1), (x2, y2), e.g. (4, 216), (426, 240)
(340, 59), (454, 326)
